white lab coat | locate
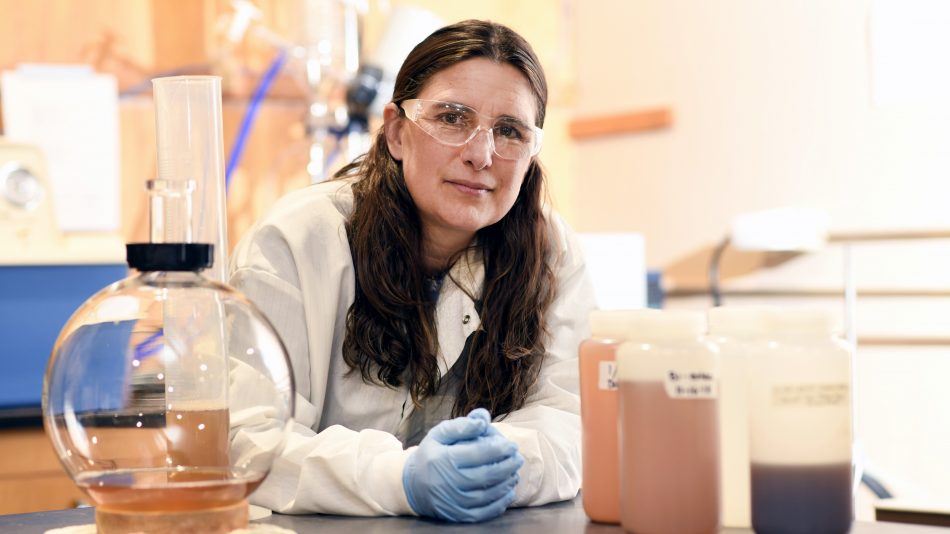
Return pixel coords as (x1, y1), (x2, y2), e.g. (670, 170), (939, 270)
(229, 178), (595, 516)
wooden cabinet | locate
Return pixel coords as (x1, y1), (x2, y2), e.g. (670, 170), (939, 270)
(0, 427), (86, 515)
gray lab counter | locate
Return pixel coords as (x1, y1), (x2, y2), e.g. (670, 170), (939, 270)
(1, 498), (948, 534)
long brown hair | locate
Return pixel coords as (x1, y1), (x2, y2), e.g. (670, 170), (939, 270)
(334, 20), (555, 418)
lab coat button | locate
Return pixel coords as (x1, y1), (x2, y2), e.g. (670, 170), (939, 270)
(462, 314), (471, 324)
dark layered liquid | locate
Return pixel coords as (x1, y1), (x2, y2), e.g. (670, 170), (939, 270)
(751, 462), (853, 534)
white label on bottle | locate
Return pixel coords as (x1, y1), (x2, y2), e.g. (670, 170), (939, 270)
(771, 383), (849, 407)
(664, 370), (718, 399)
(598, 361), (617, 390)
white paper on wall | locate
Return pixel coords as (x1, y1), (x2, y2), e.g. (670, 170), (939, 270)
(577, 232), (647, 309)
(1, 64), (121, 232)
(870, 0), (950, 108)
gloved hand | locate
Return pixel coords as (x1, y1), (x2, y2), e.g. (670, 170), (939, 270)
(403, 408), (524, 523)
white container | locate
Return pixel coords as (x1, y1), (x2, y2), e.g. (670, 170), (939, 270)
(706, 306), (774, 529)
(616, 310), (720, 534)
(747, 308), (853, 534)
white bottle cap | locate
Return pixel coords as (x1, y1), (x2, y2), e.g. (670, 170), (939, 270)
(766, 307), (837, 336)
(707, 305), (775, 337)
(615, 309), (706, 341)
(614, 310), (711, 383)
(589, 309), (645, 339)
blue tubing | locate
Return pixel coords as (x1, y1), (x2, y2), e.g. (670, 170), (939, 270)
(225, 49), (289, 192)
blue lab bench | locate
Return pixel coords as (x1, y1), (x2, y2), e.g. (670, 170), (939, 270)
(0, 263), (127, 425)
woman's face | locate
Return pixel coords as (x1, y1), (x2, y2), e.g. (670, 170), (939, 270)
(384, 58), (538, 248)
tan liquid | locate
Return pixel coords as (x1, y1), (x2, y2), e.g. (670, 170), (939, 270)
(619, 381), (720, 534)
(70, 408), (235, 532)
(78, 468), (262, 534)
(165, 408), (230, 468)
(579, 338), (621, 523)
(80, 420), (169, 470)
(77, 408), (230, 470)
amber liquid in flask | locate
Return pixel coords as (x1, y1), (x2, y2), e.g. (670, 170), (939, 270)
(79, 406), (247, 534)
(79, 468), (262, 534)
(165, 407), (230, 468)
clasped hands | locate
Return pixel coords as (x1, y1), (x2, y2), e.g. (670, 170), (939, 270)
(403, 408), (524, 523)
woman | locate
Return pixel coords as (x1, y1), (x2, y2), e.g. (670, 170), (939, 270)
(230, 19), (595, 522)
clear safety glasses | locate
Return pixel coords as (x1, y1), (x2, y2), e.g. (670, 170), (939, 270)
(399, 99), (544, 160)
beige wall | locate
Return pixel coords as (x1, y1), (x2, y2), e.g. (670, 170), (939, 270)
(572, 0), (950, 268)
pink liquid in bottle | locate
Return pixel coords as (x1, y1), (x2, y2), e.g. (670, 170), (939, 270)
(579, 336), (621, 523)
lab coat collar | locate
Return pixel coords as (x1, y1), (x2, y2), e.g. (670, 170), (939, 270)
(435, 245), (484, 377)
(445, 245), (484, 302)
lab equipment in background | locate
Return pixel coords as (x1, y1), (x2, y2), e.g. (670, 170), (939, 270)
(615, 309), (720, 534)
(291, 0), (359, 182)
(708, 207), (829, 307)
(0, 141), (57, 255)
(579, 310), (641, 524)
(747, 308), (853, 534)
(646, 270), (664, 309)
(1, 65), (121, 232)
(218, 1), (442, 185)
(0, 139), (125, 263)
(0, 140), (126, 418)
(345, 6), (444, 135)
(312, 2), (442, 179)
(42, 76), (294, 534)
(707, 306), (774, 529)
(577, 233), (647, 309)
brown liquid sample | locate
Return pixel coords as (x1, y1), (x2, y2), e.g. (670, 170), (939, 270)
(619, 381), (720, 534)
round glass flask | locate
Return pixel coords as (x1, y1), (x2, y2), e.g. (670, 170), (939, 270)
(42, 243), (294, 533)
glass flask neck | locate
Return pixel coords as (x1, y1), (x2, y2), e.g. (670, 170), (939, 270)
(135, 269), (211, 286)
(147, 178), (195, 244)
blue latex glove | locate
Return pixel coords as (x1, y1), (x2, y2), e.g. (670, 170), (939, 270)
(403, 408), (524, 522)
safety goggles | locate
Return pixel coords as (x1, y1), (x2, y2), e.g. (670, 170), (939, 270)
(399, 99), (543, 161)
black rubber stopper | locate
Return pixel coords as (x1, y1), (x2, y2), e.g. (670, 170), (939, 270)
(126, 243), (214, 272)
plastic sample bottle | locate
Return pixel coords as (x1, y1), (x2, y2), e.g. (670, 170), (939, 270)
(747, 308), (853, 534)
(616, 309), (720, 534)
(707, 306), (773, 529)
(579, 310), (640, 523)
